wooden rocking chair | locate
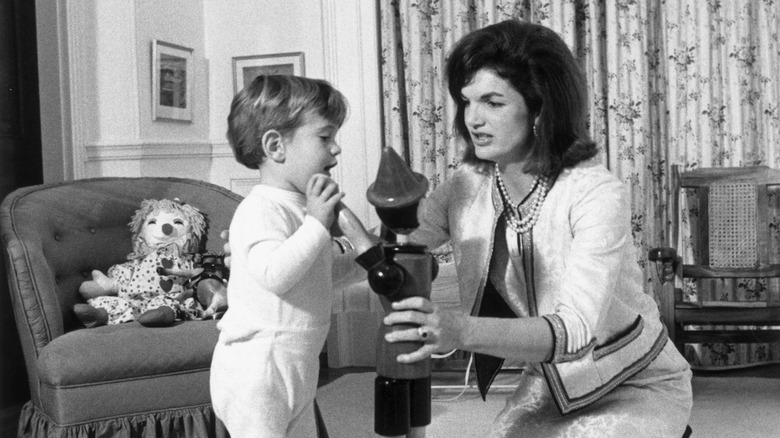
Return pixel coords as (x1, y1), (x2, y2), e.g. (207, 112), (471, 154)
(648, 165), (780, 354)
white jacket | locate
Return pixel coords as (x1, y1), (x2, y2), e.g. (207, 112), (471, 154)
(410, 159), (674, 414)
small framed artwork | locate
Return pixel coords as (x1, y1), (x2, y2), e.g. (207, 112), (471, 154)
(151, 39), (193, 122)
(232, 52), (305, 94)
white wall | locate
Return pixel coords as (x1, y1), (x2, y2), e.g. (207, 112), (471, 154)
(37, 0), (382, 226)
(204, 0), (382, 225)
(34, 0), (386, 367)
(203, 0), (328, 195)
(82, 0), (214, 179)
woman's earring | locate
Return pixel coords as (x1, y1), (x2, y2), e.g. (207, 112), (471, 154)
(533, 125), (538, 137)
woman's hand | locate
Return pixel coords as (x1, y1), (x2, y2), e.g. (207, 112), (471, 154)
(383, 296), (468, 364)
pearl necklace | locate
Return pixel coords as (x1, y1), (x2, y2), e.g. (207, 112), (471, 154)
(495, 163), (550, 234)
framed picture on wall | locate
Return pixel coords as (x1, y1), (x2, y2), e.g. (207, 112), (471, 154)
(151, 39), (193, 122)
(232, 52), (305, 94)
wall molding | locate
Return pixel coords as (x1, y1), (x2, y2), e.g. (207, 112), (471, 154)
(85, 140), (214, 161)
(211, 141), (235, 158)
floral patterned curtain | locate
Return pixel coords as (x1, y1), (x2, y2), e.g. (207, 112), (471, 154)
(379, 0), (780, 369)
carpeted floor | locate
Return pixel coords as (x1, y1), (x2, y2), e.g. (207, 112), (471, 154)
(316, 371), (780, 437)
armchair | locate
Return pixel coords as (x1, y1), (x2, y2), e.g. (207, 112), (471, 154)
(1, 177), (241, 437)
(648, 165), (780, 358)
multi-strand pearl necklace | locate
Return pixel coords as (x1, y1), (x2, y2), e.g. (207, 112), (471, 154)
(495, 163), (550, 234)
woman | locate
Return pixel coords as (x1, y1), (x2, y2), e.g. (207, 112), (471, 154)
(382, 20), (693, 437)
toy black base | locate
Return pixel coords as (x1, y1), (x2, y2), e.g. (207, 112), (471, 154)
(374, 375), (431, 436)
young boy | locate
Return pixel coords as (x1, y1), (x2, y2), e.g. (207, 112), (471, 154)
(211, 75), (371, 437)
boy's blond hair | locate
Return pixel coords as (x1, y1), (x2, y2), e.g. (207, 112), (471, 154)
(227, 75), (348, 169)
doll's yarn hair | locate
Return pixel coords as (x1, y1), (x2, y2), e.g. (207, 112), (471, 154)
(128, 199), (207, 257)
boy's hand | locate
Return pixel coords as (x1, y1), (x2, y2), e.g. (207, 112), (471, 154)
(306, 174), (344, 228)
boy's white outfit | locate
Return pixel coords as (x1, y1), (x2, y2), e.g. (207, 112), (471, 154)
(211, 185), (364, 437)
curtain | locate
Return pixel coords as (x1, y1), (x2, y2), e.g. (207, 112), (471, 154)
(379, 0), (780, 369)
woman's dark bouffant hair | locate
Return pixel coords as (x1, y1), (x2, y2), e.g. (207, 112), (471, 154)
(446, 20), (597, 176)
(226, 75), (348, 169)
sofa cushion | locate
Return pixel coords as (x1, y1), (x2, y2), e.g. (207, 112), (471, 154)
(38, 320), (219, 386)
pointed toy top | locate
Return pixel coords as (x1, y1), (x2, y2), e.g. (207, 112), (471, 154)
(366, 147), (429, 208)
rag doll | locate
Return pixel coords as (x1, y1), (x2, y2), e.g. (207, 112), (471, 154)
(141, 253), (230, 326)
(74, 198), (208, 328)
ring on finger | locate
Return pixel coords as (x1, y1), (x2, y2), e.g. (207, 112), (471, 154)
(417, 326), (428, 340)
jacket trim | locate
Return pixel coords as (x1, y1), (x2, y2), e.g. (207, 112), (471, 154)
(470, 173), (504, 399)
(543, 314), (566, 363)
(542, 314), (597, 364)
(470, 172), (502, 318)
(521, 219), (668, 415)
(593, 315), (645, 361)
(541, 324), (668, 414)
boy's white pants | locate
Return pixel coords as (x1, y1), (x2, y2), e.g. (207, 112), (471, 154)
(211, 327), (328, 437)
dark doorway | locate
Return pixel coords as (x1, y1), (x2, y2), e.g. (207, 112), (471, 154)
(0, 0), (43, 434)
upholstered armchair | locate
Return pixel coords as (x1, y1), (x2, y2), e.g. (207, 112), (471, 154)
(1, 177), (242, 437)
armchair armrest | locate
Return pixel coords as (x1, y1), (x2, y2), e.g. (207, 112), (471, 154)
(648, 247), (682, 346)
(648, 247), (676, 262)
(648, 247), (678, 285)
